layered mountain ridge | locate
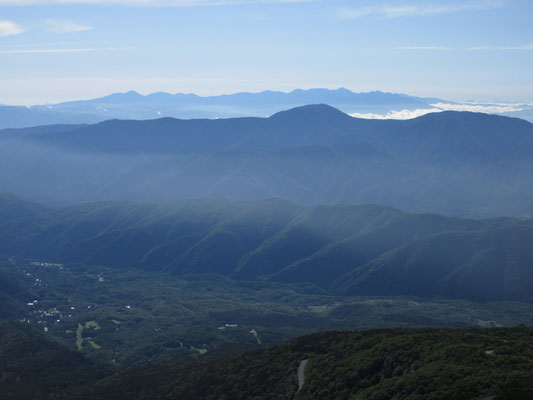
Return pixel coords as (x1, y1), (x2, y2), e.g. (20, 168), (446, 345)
(2, 194), (533, 302)
(1, 106), (532, 218)
(0, 88), (433, 129)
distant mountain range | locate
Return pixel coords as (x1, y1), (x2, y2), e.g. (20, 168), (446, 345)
(3, 88), (532, 130)
(0, 88), (441, 129)
(2, 194), (533, 303)
(1, 105), (532, 217)
(0, 88), (440, 129)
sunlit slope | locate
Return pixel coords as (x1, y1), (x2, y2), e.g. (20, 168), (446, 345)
(2, 196), (533, 302)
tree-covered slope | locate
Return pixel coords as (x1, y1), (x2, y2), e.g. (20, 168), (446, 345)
(0, 321), (112, 400)
(5, 322), (533, 400)
(334, 224), (533, 301)
(0, 270), (35, 320)
(1, 196), (533, 302)
(51, 327), (533, 400)
(0, 193), (47, 223)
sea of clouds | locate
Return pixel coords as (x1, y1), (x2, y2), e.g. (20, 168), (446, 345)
(349, 102), (532, 120)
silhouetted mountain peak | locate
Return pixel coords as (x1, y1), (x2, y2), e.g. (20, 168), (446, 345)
(96, 90), (144, 103)
(269, 104), (351, 121)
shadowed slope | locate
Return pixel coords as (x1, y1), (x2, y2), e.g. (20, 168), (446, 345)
(1, 107), (532, 217)
(1, 195), (533, 302)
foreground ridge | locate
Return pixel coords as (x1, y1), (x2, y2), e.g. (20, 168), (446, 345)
(4, 323), (533, 399)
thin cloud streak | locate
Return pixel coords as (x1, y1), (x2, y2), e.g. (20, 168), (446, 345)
(396, 44), (533, 51)
(396, 46), (453, 51)
(0, 47), (119, 54)
(337, 1), (502, 20)
(45, 20), (93, 33)
(0, 20), (24, 37)
(468, 43), (533, 51)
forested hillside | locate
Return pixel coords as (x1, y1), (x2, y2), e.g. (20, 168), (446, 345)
(4, 322), (533, 400)
(0, 322), (112, 400)
(1, 195), (533, 302)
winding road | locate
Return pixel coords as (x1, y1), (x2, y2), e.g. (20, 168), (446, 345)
(297, 359), (308, 394)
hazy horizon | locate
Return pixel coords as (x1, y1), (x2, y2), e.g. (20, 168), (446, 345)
(1, 0), (532, 105)
(2, 86), (532, 123)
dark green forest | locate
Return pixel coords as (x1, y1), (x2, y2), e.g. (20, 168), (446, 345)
(0, 321), (112, 400)
(4, 321), (533, 400)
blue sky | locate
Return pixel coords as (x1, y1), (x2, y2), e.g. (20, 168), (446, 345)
(0, 0), (532, 105)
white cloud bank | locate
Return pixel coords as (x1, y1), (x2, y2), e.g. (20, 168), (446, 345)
(349, 102), (526, 120)
(45, 20), (93, 33)
(350, 108), (441, 120)
(0, 20), (24, 37)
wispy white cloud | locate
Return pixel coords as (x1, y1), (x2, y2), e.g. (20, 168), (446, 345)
(337, 1), (502, 20)
(45, 20), (93, 33)
(336, 6), (373, 20)
(467, 45), (492, 50)
(0, 47), (119, 54)
(468, 43), (533, 51)
(0, 20), (24, 37)
(396, 46), (453, 51)
(504, 44), (533, 50)
(396, 44), (533, 52)
(0, 0), (311, 5)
